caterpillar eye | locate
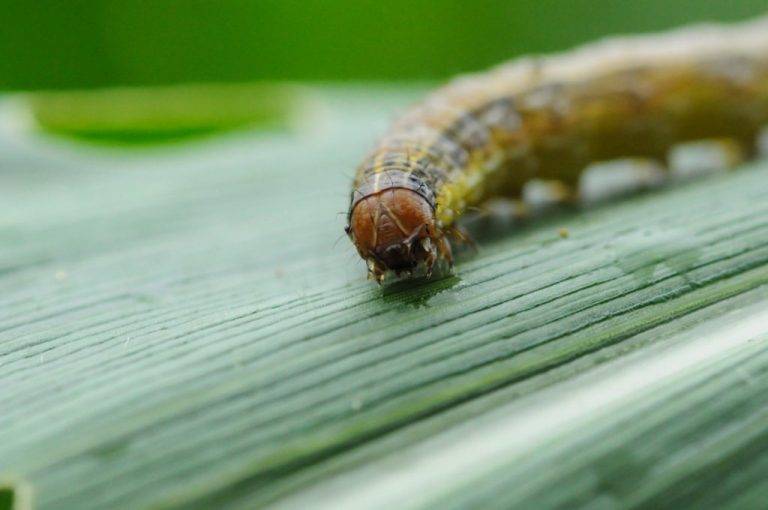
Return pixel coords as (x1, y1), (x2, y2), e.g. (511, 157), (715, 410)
(344, 225), (352, 236)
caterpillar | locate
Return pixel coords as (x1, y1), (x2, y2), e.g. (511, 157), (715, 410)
(346, 16), (768, 283)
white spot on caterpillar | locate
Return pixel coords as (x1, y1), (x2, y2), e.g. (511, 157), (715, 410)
(757, 126), (768, 157)
(669, 139), (745, 180)
(580, 159), (666, 204)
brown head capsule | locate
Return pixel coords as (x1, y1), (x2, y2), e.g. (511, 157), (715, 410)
(346, 188), (450, 283)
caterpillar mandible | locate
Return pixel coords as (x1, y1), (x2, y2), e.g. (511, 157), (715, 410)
(346, 16), (768, 283)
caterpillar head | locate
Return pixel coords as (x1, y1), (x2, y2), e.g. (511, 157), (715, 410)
(346, 188), (448, 283)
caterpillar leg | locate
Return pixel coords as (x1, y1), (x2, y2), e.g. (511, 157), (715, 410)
(464, 198), (530, 244)
(467, 198), (531, 221)
(668, 138), (746, 180)
(523, 180), (577, 209)
(758, 127), (768, 158)
(424, 233), (452, 278)
(579, 158), (666, 204)
(445, 224), (477, 251)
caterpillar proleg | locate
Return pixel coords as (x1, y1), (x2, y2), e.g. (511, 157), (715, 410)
(346, 16), (768, 283)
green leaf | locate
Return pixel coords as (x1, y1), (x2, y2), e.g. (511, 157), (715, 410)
(24, 84), (306, 145)
(2, 1), (766, 89)
(1, 87), (767, 509)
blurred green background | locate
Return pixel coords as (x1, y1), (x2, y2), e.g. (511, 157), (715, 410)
(2, 0), (766, 144)
(2, 0), (766, 90)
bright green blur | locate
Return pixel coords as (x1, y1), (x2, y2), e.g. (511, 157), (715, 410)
(1, 0), (765, 90)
